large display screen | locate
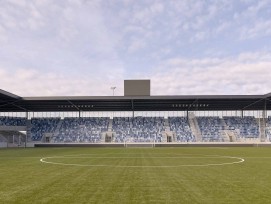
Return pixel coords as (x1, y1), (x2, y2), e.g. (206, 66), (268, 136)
(124, 80), (150, 96)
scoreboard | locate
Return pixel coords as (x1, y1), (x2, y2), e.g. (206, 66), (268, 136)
(124, 80), (150, 96)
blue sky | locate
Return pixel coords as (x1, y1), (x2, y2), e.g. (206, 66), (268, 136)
(0, 0), (271, 96)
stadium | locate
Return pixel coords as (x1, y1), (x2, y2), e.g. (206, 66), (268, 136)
(1, 80), (271, 203)
(2, 0), (271, 203)
(1, 80), (271, 148)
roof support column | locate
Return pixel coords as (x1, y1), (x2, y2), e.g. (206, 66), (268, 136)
(131, 99), (134, 118)
(262, 99), (267, 142)
(25, 111), (28, 148)
(263, 99), (267, 119)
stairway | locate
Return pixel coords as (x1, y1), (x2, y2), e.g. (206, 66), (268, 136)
(108, 119), (113, 131)
(258, 118), (266, 142)
(164, 119), (170, 132)
(220, 118), (230, 142)
(26, 119), (32, 142)
(188, 113), (202, 142)
(163, 118), (174, 142)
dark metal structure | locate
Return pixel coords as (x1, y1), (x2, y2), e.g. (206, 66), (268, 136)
(1, 89), (271, 112)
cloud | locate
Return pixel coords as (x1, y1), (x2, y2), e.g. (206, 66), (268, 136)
(240, 20), (271, 40)
(0, 0), (271, 98)
(0, 0), (126, 96)
(0, 66), (124, 96)
(127, 38), (146, 53)
(150, 2), (164, 13)
(148, 52), (271, 95)
(189, 31), (209, 43)
(0, 0), (125, 78)
(233, 0), (271, 40)
(5, 51), (271, 97)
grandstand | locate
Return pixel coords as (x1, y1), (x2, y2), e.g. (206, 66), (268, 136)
(52, 117), (109, 143)
(112, 117), (165, 143)
(168, 117), (195, 142)
(223, 116), (260, 139)
(197, 117), (224, 142)
(1, 88), (271, 147)
(30, 117), (60, 141)
(266, 116), (271, 141)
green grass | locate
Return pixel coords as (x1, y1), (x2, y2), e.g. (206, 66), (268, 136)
(1, 147), (271, 204)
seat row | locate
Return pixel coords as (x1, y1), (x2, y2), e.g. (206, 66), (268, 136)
(51, 117), (109, 143)
(0, 116), (27, 126)
(266, 116), (271, 141)
(197, 117), (224, 142)
(168, 117), (195, 142)
(31, 118), (60, 141)
(112, 117), (165, 142)
(223, 116), (260, 138)
(0, 116), (264, 142)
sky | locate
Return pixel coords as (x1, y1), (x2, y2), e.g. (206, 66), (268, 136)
(0, 0), (271, 96)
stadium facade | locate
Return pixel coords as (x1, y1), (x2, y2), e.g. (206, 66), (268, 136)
(1, 87), (271, 148)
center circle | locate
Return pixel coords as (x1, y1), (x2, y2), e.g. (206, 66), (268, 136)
(40, 153), (245, 168)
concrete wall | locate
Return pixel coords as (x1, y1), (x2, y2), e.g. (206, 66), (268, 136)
(0, 126), (27, 131)
(26, 142), (35, 148)
(35, 143), (124, 147)
(0, 142), (7, 148)
(34, 142), (271, 148)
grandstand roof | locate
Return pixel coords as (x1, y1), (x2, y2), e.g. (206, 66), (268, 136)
(0, 90), (271, 112)
(0, 89), (21, 100)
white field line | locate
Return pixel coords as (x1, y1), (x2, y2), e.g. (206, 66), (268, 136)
(39, 156), (239, 159)
(40, 154), (245, 168)
(207, 147), (229, 149)
(242, 157), (271, 158)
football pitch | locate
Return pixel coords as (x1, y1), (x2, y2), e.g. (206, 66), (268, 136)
(1, 147), (271, 204)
